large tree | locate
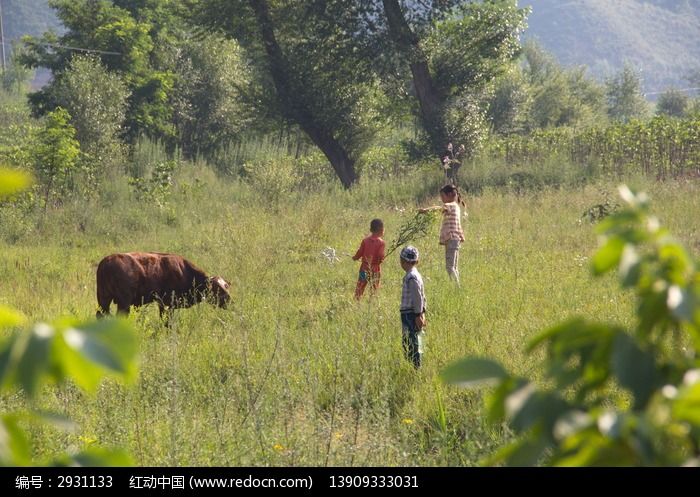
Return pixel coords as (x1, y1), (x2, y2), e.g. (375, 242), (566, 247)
(20, 0), (261, 161)
(20, 0), (176, 143)
(378, 0), (527, 158)
(605, 64), (650, 123)
(521, 41), (607, 130)
(171, 35), (256, 158)
(190, 0), (385, 188)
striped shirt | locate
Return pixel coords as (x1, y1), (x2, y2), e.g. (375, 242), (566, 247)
(400, 267), (426, 314)
(439, 202), (464, 245)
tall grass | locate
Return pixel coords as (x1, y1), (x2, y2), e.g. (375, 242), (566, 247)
(1, 146), (699, 465)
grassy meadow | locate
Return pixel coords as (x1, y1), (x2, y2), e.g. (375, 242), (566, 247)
(1, 157), (699, 466)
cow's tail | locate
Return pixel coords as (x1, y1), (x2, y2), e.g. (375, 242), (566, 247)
(96, 260), (112, 318)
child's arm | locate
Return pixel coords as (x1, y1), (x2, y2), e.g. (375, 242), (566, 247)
(352, 240), (364, 261)
(408, 279), (426, 329)
(418, 205), (447, 214)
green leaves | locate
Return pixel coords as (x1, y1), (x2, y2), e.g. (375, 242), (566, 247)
(0, 323), (54, 397)
(441, 357), (508, 387)
(55, 318), (139, 391)
(0, 415), (31, 466)
(528, 319), (621, 394)
(591, 236), (626, 274)
(442, 186), (700, 465)
(673, 379), (700, 425)
(0, 318), (138, 397)
(0, 306), (26, 328)
(0, 167), (33, 198)
(611, 334), (657, 409)
(386, 210), (439, 257)
(0, 315), (138, 466)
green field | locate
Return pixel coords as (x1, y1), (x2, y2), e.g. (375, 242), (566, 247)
(2, 163), (698, 466)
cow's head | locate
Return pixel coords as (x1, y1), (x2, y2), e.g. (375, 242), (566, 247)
(208, 276), (231, 309)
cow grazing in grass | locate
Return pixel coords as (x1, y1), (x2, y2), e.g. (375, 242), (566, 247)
(96, 252), (230, 321)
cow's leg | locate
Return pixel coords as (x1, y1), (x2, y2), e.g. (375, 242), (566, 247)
(96, 303), (111, 319)
(96, 288), (111, 318)
(115, 298), (131, 316)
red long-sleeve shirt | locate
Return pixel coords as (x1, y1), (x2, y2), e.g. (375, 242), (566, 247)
(353, 234), (386, 273)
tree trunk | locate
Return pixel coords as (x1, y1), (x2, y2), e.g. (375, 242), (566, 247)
(248, 0), (357, 188)
(381, 0), (446, 156)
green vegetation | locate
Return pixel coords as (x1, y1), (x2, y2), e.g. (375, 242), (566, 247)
(480, 116), (700, 183)
(32, 107), (80, 206)
(445, 185), (700, 465)
(7, 0), (700, 94)
(605, 64), (650, 123)
(1, 0), (699, 466)
(0, 166), (138, 466)
(2, 131), (700, 464)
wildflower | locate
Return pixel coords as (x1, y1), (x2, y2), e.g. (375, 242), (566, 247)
(401, 418), (414, 425)
(273, 443), (285, 452)
(78, 435), (97, 446)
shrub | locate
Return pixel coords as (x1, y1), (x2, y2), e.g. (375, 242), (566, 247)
(33, 107), (80, 208)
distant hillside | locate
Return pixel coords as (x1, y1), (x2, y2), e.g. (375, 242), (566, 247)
(1, 0), (60, 87)
(1, 0), (60, 44)
(519, 0), (700, 95)
(3, 0), (699, 97)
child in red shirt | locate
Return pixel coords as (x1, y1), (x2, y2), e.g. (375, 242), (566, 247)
(352, 219), (386, 299)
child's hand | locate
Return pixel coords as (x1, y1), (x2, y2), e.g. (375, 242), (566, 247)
(415, 313), (426, 331)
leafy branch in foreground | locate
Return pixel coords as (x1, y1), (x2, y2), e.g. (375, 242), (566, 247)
(0, 309), (138, 467)
(386, 210), (440, 257)
(442, 185), (700, 466)
(0, 167), (138, 466)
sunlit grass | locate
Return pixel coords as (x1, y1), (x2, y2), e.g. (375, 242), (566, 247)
(1, 159), (698, 465)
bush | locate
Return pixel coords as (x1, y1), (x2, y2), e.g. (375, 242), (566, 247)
(656, 88), (689, 118)
(52, 55), (130, 187)
(33, 107), (80, 207)
(242, 158), (302, 201)
(129, 160), (178, 209)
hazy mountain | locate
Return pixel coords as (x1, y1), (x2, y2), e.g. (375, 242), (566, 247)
(2, 0), (698, 96)
(1, 0), (61, 86)
(1, 0), (61, 44)
(519, 0), (700, 95)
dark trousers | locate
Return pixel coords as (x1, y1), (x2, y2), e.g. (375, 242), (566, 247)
(401, 312), (423, 369)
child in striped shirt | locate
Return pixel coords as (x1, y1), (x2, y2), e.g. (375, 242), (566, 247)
(399, 246), (426, 369)
(419, 184), (466, 283)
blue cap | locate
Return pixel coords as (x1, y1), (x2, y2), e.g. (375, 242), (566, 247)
(400, 245), (419, 262)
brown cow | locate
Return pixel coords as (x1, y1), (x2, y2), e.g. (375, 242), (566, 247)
(96, 252), (230, 320)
